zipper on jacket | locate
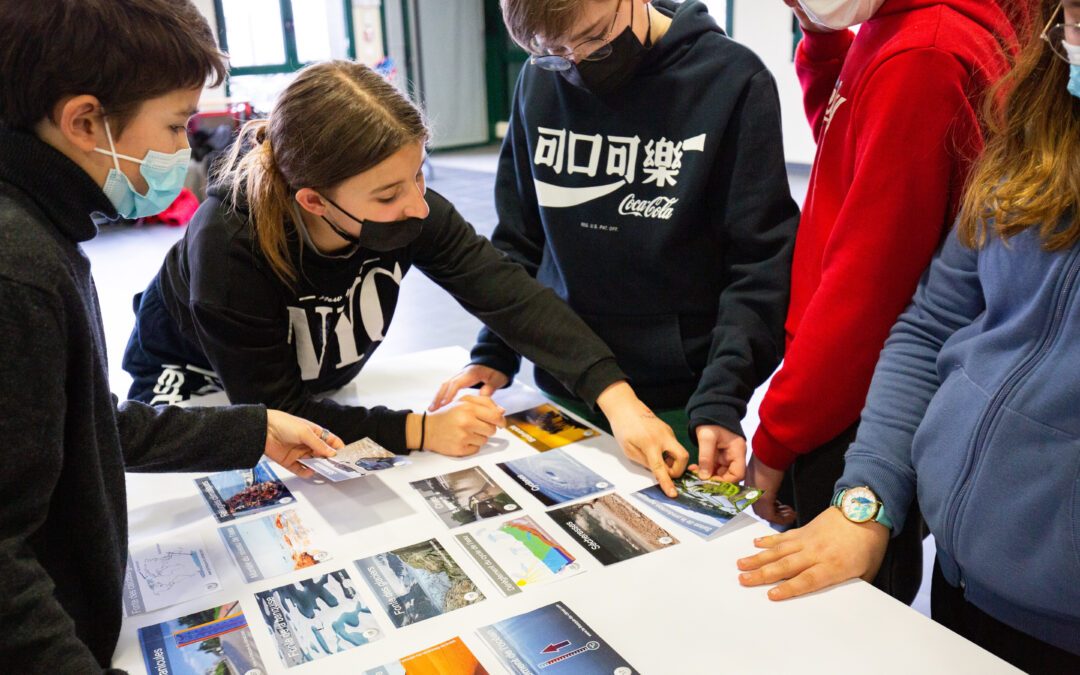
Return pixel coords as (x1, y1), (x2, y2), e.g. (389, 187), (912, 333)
(941, 245), (1080, 562)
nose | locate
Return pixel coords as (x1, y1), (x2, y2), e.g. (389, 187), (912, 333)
(402, 181), (430, 220)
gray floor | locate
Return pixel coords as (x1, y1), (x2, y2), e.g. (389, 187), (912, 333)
(85, 151), (935, 618)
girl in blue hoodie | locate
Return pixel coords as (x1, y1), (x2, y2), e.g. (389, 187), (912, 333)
(737, 1), (1080, 670)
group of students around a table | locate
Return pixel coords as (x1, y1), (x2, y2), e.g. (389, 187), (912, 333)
(0, 0), (1078, 672)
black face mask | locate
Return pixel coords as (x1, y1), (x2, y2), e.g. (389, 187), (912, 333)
(560, 2), (653, 96)
(320, 194), (424, 252)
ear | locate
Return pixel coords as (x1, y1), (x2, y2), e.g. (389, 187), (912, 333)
(54, 95), (105, 154)
(295, 188), (329, 217)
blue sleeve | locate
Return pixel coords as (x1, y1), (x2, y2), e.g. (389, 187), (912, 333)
(838, 229), (984, 536)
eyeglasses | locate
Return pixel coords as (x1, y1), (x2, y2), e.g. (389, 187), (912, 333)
(1040, 2), (1080, 64)
(529, 0), (625, 72)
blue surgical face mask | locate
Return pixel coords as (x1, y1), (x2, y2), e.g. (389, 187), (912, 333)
(1065, 42), (1080, 99)
(93, 117), (190, 219)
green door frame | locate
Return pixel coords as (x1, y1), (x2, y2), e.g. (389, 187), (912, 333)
(483, 0), (527, 142)
(213, 0), (357, 90)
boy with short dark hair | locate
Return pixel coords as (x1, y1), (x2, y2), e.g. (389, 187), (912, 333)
(436, 0), (800, 484)
(0, 1), (339, 669)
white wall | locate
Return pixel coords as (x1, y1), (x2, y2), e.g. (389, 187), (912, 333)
(701, 0), (817, 165)
(191, 0), (228, 106)
(414, 0), (489, 148)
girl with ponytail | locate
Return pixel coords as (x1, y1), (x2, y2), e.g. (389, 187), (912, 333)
(123, 60), (690, 493)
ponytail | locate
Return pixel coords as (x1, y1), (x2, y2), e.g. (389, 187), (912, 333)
(215, 118), (300, 284)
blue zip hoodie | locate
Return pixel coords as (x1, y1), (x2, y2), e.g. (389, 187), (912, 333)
(839, 225), (1080, 654)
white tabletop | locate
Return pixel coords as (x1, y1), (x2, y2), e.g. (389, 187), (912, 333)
(113, 347), (1017, 674)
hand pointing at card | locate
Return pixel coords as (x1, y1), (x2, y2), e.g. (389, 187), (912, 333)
(596, 382), (689, 498)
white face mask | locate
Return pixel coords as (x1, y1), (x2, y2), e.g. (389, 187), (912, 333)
(797, 0), (887, 30)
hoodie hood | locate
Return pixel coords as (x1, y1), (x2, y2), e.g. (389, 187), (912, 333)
(873, 0), (1022, 47)
(641, 0), (726, 72)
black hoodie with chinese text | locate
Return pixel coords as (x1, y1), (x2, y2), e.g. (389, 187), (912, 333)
(471, 0), (799, 439)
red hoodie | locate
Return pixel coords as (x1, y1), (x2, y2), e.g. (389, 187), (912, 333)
(752, 0), (1020, 471)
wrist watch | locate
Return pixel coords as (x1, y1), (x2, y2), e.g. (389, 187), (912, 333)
(832, 486), (893, 531)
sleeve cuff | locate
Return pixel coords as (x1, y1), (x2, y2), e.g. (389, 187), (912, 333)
(688, 405), (745, 445)
(797, 27), (855, 63)
(470, 337), (523, 384)
(836, 451), (918, 538)
(750, 424), (801, 472)
(379, 410), (413, 455)
(573, 358), (628, 411)
(232, 404), (270, 468)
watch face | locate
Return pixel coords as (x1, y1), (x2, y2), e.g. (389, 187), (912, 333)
(841, 487), (879, 523)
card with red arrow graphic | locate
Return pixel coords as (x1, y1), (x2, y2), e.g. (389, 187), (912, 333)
(477, 602), (638, 674)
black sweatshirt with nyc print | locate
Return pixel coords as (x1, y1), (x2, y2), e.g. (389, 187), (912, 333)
(147, 185), (626, 452)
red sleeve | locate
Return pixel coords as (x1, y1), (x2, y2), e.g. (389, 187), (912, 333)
(753, 48), (981, 471)
(795, 29), (855, 141)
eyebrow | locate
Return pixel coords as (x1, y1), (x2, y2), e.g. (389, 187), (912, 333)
(371, 153), (428, 194)
(178, 107), (199, 119)
(372, 179), (404, 194)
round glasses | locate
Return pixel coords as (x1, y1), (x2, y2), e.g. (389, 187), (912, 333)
(529, 41), (615, 71)
(1042, 23), (1080, 64)
(528, 1), (623, 72)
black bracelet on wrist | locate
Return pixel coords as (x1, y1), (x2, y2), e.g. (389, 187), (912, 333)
(419, 411), (427, 451)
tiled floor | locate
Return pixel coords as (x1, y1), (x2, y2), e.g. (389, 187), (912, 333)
(84, 150), (935, 618)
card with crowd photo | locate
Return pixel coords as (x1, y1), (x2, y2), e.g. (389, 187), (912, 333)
(547, 493), (678, 566)
(410, 466), (522, 529)
(195, 459), (295, 523)
(219, 509), (331, 583)
(505, 403), (599, 451)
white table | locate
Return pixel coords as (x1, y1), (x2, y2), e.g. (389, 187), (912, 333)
(113, 347), (1017, 674)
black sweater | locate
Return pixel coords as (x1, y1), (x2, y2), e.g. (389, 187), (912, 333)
(470, 0), (799, 439)
(149, 184), (627, 452)
(0, 129), (267, 672)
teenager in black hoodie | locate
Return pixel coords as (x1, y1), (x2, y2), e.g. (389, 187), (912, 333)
(124, 60), (692, 496)
(0, 2), (342, 671)
(437, 0), (799, 484)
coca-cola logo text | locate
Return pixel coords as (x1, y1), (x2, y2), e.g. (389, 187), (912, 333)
(618, 194), (678, 220)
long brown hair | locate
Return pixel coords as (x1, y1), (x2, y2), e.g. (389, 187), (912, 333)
(958, 0), (1080, 251)
(216, 61), (429, 284)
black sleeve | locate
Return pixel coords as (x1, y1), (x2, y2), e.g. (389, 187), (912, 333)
(187, 300), (412, 452)
(116, 397), (266, 473)
(0, 282), (119, 672)
(686, 68), (799, 438)
(179, 206), (412, 452)
(469, 74), (547, 382)
(414, 193), (626, 408)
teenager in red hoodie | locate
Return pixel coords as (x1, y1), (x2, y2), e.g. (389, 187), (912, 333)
(740, 0), (1021, 603)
